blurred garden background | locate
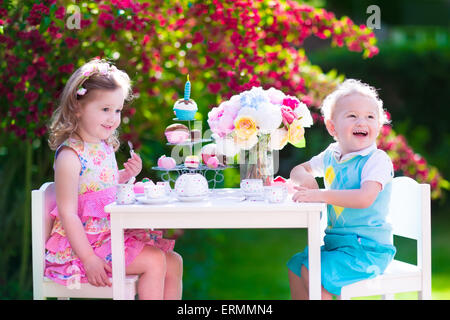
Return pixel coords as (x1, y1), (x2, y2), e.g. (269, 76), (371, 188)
(0, 0), (448, 299)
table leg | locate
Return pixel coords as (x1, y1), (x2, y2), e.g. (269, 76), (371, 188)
(308, 211), (321, 300)
(111, 215), (126, 300)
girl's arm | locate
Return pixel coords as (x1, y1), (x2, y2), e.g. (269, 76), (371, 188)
(292, 180), (382, 209)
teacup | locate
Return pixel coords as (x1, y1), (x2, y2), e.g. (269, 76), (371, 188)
(144, 184), (167, 199)
(240, 179), (264, 195)
(264, 185), (287, 203)
(157, 181), (172, 195)
(116, 184), (136, 204)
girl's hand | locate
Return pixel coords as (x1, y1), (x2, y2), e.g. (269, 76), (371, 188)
(292, 186), (324, 203)
(123, 152), (142, 181)
(83, 254), (112, 287)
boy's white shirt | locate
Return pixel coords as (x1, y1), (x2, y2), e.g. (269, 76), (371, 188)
(309, 142), (394, 190)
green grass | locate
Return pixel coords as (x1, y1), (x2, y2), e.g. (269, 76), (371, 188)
(177, 213), (450, 300)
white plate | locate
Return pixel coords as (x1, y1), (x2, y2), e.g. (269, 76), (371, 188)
(136, 195), (172, 205)
(177, 194), (209, 202)
(242, 192), (264, 198)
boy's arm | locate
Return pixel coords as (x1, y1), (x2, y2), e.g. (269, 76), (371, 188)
(54, 148), (96, 263)
(293, 181), (382, 208)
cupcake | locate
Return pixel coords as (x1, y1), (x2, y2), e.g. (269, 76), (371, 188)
(165, 123), (190, 144)
(173, 98), (198, 120)
(201, 143), (226, 166)
(201, 143), (217, 165)
(134, 179), (155, 194)
(174, 74), (198, 120)
(184, 155), (200, 169)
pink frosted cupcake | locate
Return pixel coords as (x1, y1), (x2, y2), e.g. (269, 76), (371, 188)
(164, 123), (190, 144)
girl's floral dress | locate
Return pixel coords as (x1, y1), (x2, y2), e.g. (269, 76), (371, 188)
(45, 138), (175, 286)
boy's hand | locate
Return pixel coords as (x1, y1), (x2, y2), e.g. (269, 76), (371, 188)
(123, 152), (142, 181)
(292, 186), (324, 203)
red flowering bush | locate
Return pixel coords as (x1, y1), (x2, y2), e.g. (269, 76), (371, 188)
(0, 0), (446, 197)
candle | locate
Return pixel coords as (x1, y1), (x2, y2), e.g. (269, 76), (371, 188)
(184, 74), (191, 100)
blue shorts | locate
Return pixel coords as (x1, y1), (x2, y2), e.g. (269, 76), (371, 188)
(287, 233), (396, 296)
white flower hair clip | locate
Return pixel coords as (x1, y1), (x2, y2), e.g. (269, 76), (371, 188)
(77, 87), (87, 96)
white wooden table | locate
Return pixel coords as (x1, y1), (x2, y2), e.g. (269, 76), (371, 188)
(104, 188), (326, 300)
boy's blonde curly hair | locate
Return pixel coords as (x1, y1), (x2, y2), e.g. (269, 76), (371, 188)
(48, 58), (133, 151)
(321, 79), (390, 126)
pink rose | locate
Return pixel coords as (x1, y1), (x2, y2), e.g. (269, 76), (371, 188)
(266, 87), (286, 105)
(281, 105), (297, 126)
(207, 100), (240, 137)
(282, 97), (300, 109)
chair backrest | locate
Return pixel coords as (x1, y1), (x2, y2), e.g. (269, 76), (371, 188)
(388, 176), (430, 240)
(387, 176), (431, 270)
(31, 182), (56, 292)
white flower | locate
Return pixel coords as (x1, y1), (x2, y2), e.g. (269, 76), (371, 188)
(293, 102), (313, 128)
(239, 87), (269, 110)
(269, 128), (289, 150)
(98, 64), (109, 75)
(236, 106), (259, 119)
(229, 94), (242, 108)
(266, 87), (286, 105)
(254, 102), (282, 134)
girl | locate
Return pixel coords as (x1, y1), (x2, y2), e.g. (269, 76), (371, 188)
(287, 79), (396, 299)
(46, 58), (183, 300)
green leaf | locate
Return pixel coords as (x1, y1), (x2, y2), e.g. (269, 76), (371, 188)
(290, 137), (306, 148)
(39, 17), (51, 33)
(50, 4), (57, 16)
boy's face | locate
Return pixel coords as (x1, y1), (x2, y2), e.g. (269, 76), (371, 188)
(325, 93), (381, 155)
(76, 88), (125, 143)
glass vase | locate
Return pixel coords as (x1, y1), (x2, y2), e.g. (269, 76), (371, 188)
(239, 134), (274, 186)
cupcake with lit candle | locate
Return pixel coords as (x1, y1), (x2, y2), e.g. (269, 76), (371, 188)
(173, 75), (198, 120)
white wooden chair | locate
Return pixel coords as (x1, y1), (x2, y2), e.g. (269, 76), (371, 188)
(32, 182), (138, 300)
(339, 176), (432, 300)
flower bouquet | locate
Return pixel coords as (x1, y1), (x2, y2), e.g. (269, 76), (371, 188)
(207, 87), (313, 184)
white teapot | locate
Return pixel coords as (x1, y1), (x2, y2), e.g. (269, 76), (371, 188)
(175, 173), (208, 197)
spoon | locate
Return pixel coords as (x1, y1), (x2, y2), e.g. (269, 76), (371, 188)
(126, 141), (135, 184)
(128, 141), (134, 156)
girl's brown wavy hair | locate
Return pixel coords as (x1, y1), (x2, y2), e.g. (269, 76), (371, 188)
(48, 58), (133, 151)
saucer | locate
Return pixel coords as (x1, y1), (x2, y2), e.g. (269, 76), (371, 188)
(136, 195), (172, 205)
(242, 191), (264, 198)
(177, 194), (208, 202)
